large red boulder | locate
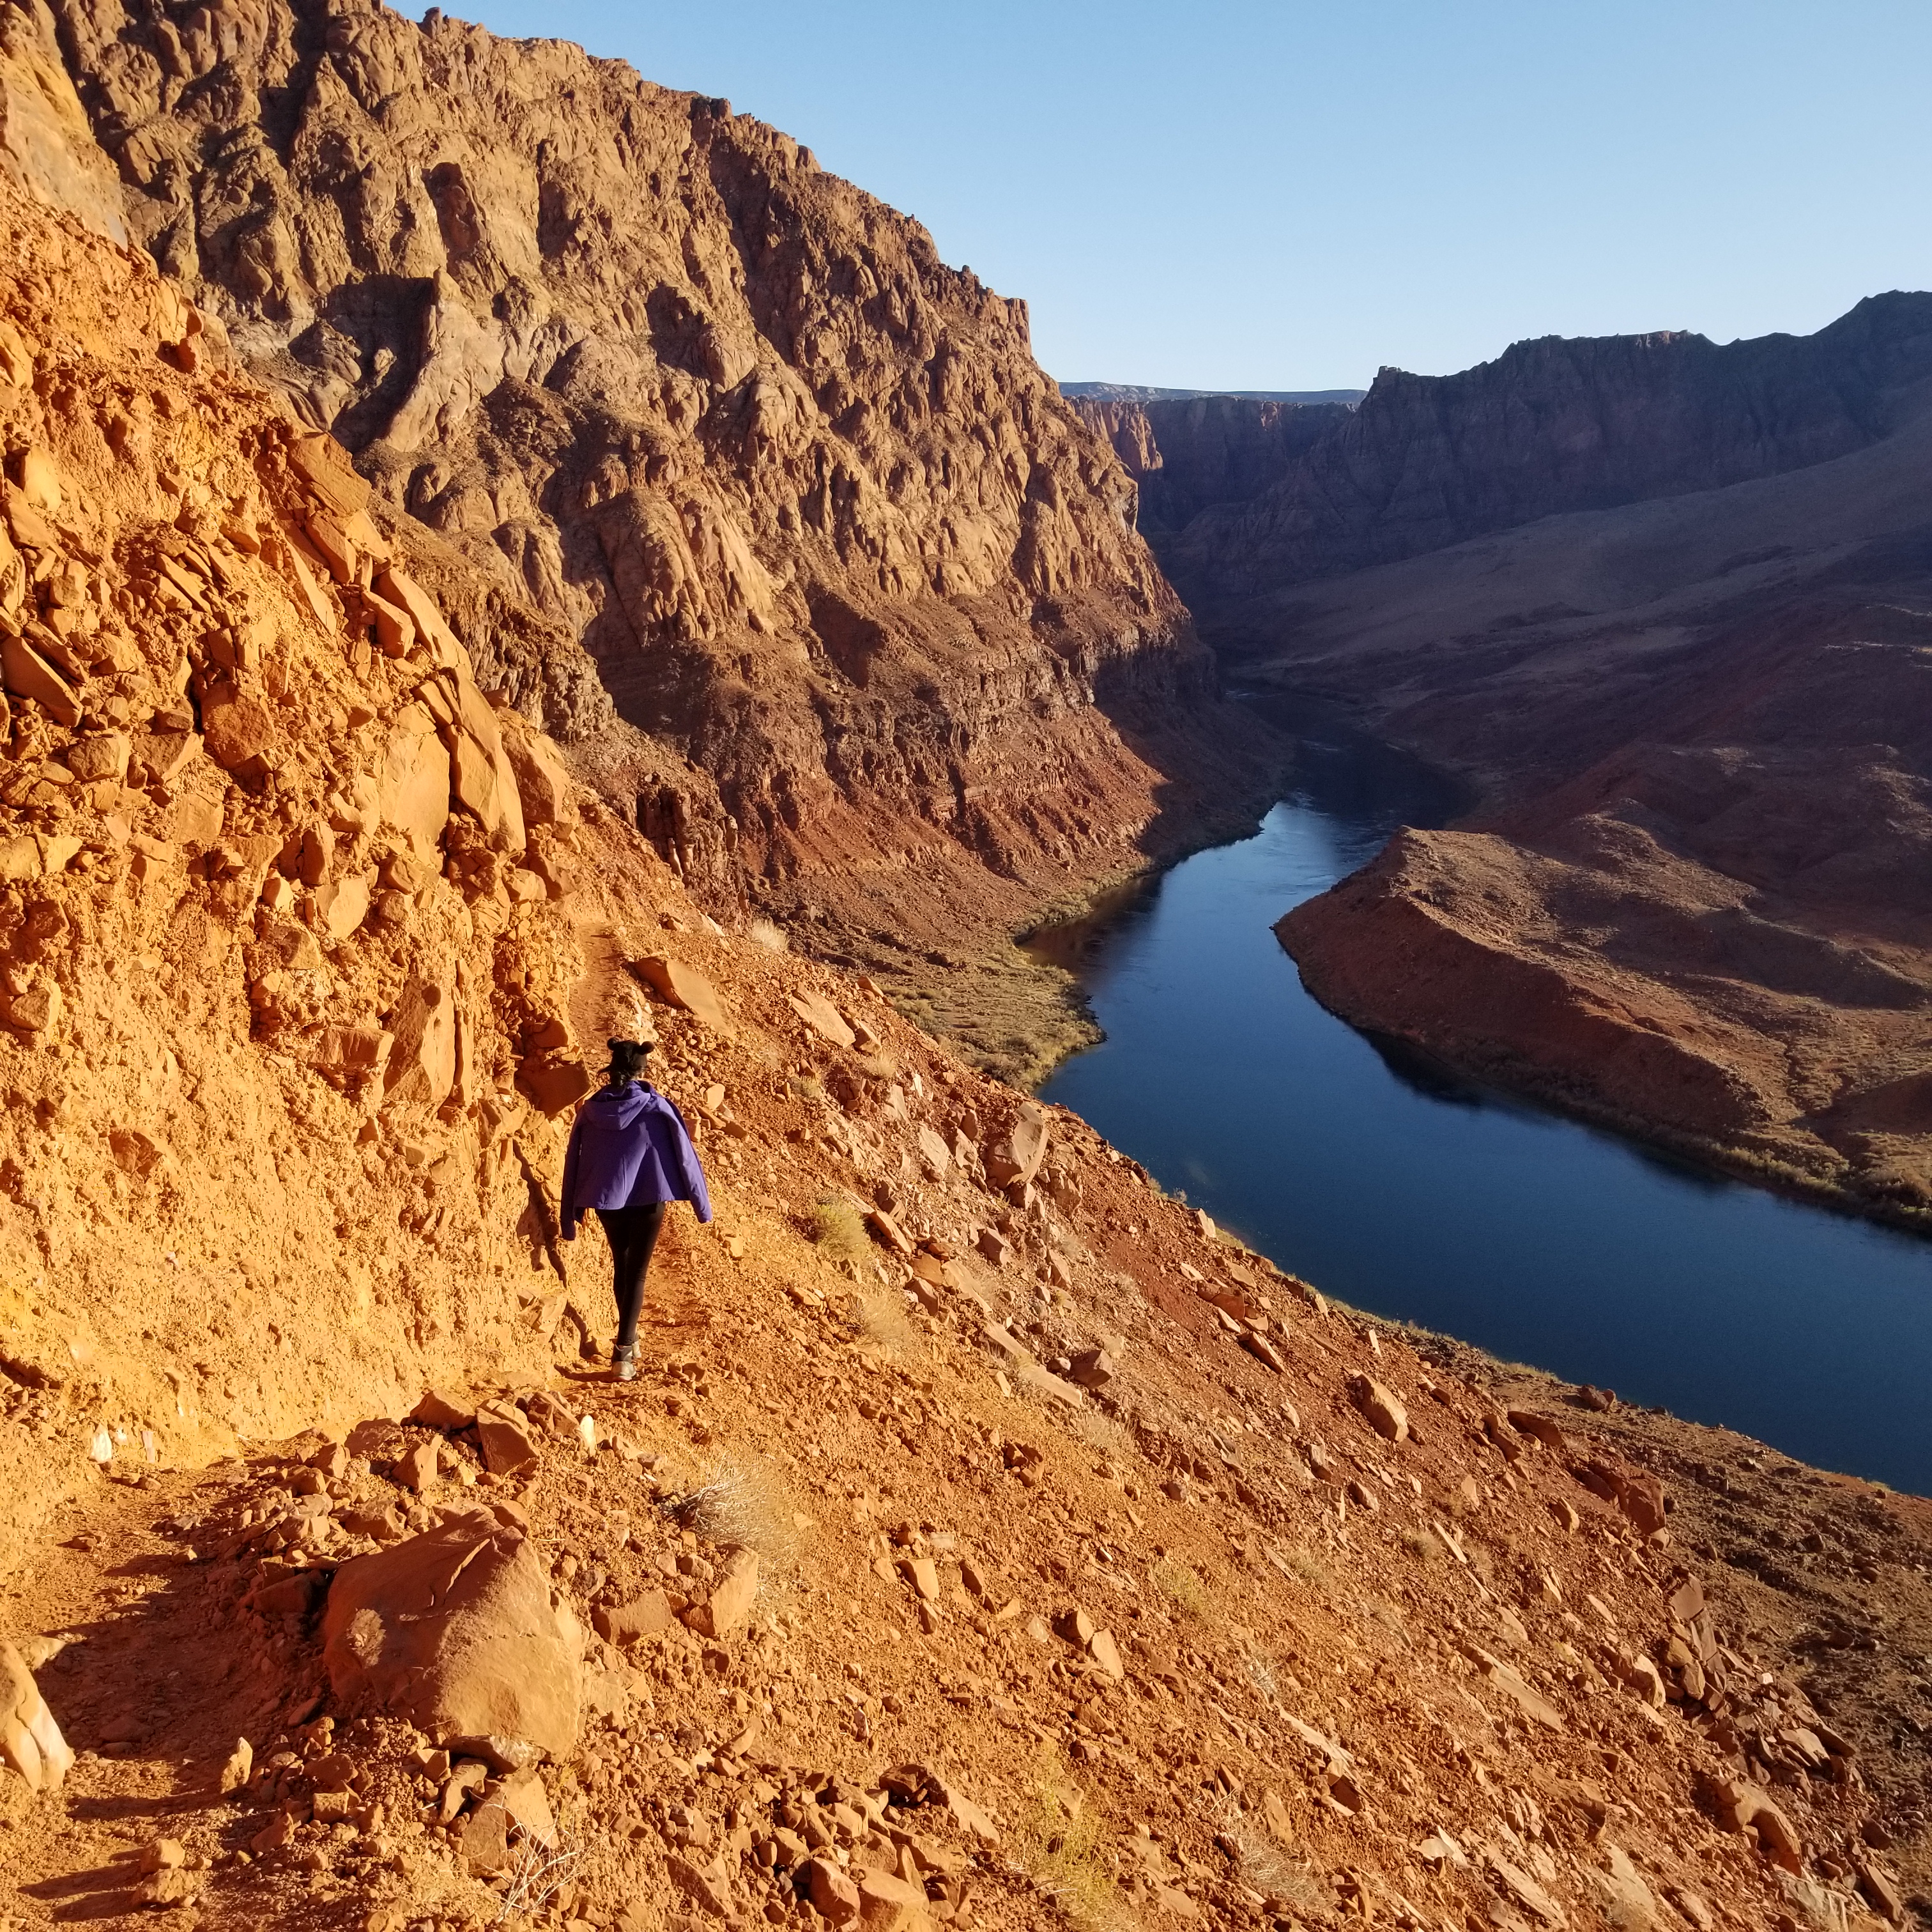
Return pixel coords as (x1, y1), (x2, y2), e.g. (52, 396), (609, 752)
(321, 1507), (582, 1761)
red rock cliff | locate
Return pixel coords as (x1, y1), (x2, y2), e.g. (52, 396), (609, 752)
(1071, 392), (1350, 546)
(38, 0), (1276, 954)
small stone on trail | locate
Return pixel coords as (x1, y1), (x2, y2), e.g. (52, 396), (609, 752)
(855, 1867), (930, 1929)
(134, 1867), (198, 1908)
(1855, 1862), (1906, 1924)
(1506, 1409), (1567, 1452)
(1068, 1347), (1116, 1390)
(1240, 1331), (1287, 1374)
(250, 1811), (295, 1855)
(216, 1736), (253, 1795)
(396, 1440), (440, 1492)
(474, 1403), (540, 1475)
(682, 1548), (760, 1639)
(411, 1388), (475, 1429)
(804, 1856), (860, 1924)
(593, 1591), (675, 1644)
(1056, 1605), (1096, 1647)
(1664, 1886), (1715, 1932)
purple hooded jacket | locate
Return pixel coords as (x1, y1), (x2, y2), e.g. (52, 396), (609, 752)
(559, 1082), (712, 1239)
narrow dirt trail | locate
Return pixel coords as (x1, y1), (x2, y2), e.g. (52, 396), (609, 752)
(4, 1463), (322, 1922)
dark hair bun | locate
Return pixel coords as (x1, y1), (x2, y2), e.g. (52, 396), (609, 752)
(604, 1038), (654, 1082)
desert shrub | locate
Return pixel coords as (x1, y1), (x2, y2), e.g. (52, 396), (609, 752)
(1071, 1409), (1129, 1456)
(1151, 1558), (1209, 1621)
(1284, 1547), (1335, 1594)
(855, 1286), (916, 1353)
(1019, 1746), (1114, 1928)
(667, 1450), (803, 1574)
(496, 1822), (583, 1922)
(810, 1197), (868, 1269)
(1220, 1820), (1326, 1914)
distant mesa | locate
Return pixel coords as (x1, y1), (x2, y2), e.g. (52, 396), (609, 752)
(1059, 381), (1367, 404)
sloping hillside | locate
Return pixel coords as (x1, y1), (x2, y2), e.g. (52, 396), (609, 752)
(0, 104), (1927, 1932)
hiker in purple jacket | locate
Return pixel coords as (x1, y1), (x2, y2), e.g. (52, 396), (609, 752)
(560, 1039), (712, 1381)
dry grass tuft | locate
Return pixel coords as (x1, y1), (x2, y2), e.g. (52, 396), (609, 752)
(855, 1285), (916, 1353)
(1218, 1818), (1325, 1915)
(1071, 1409), (1130, 1455)
(1151, 1558), (1209, 1621)
(1019, 1745), (1117, 1928)
(493, 1823), (582, 1924)
(1284, 1547), (1335, 1594)
(746, 919), (789, 952)
(666, 1450), (804, 1574)
(1401, 1528), (1444, 1563)
(1365, 1595), (1407, 1635)
(810, 1197), (870, 1270)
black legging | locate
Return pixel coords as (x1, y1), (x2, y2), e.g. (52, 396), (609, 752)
(597, 1203), (668, 1351)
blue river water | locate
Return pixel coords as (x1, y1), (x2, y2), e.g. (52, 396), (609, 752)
(1032, 717), (1932, 1494)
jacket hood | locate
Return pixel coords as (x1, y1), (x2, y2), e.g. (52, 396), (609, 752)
(583, 1082), (652, 1130)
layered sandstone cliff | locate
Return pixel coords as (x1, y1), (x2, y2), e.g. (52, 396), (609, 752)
(1071, 392), (1349, 548)
(1083, 298), (1932, 618)
(31, 0), (1280, 1002)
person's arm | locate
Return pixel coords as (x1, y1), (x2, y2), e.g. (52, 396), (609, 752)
(663, 1098), (713, 1225)
(558, 1112), (583, 1241)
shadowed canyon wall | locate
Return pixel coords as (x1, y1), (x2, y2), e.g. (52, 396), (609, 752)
(1078, 298), (1932, 615)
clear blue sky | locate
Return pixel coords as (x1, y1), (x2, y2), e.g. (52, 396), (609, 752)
(456, 0), (1932, 391)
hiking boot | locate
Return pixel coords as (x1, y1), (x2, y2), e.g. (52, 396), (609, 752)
(612, 1343), (638, 1383)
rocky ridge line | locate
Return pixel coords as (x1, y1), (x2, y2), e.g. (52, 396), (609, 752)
(1078, 297), (1932, 611)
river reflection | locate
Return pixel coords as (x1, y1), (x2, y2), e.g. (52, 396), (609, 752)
(1030, 710), (1932, 1493)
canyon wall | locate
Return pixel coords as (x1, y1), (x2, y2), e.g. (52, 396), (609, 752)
(1088, 298), (1932, 616)
(33, 0), (1280, 986)
(1070, 293), (1932, 1216)
(1071, 392), (1349, 548)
